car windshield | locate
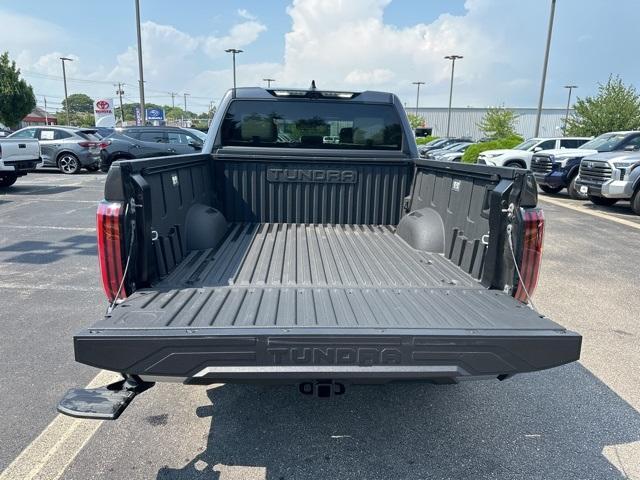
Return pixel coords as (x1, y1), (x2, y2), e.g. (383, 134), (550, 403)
(579, 133), (628, 152)
(221, 100), (403, 150)
(513, 139), (539, 151)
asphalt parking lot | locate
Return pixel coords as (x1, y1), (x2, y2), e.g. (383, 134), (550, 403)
(1, 171), (639, 480)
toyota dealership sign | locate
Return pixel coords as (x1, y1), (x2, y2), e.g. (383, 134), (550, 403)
(93, 98), (116, 127)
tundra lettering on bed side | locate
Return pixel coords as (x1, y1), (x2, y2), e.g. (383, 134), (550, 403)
(266, 168), (357, 184)
(267, 347), (402, 365)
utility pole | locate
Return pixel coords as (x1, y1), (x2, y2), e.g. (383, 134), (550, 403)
(169, 92), (177, 108)
(43, 96), (48, 124)
(412, 81), (425, 117)
(263, 78), (275, 88)
(563, 85), (577, 134)
(135, 0), (146, 124)
(59, 57), (73, 125)
(534, 0), (557, 137)
(183, 93), (190, 127)
(116, 83), (125, 124)
(225, 48), (243, 90)
(444, 55), (463, 137)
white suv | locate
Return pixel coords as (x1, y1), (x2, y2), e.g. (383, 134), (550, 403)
(478, 137), (591, 169)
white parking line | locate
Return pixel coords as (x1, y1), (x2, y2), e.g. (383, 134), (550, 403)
(539, 196), (640, 230)
(0, 197), (98, 204)
(0, 225), (96, 231)
(0, 370), (120, 480)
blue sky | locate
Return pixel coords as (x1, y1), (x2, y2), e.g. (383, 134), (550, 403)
(1, 0), (637, 113)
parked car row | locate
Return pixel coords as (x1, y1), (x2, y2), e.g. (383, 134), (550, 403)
(0, 125), (208, 184)
(472, 130), (640, 215)
(418, 137), (475, 162)
(99, 126), (205, 171)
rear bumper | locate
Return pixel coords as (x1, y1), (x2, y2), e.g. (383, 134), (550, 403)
(0, 159), (41, 173)
(74, 327), (582, 384)
(77, 150), (101, 167)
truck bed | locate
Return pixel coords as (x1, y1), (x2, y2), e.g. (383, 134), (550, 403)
(99, 222), (547, 329)
(77, 222), (580, 382)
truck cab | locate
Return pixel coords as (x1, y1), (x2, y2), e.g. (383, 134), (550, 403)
(531, 131), (640, 199)
(0, 136), (42, 187)
(576, 151), (640, 214)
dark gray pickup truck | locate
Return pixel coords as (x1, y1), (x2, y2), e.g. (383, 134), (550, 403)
(59, 86), (581, 419)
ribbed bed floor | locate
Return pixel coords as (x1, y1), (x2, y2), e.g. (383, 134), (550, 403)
(100, 223), (556, 331)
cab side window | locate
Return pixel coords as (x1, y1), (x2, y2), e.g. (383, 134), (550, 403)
(560, 139), (580, 149)
(537, 140), (556, 150)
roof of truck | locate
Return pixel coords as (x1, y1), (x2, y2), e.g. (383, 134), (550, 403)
(230, 87), (396, 103)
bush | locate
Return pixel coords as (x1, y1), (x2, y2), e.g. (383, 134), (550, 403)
(461, 135), (523, 164)
(416, 135), (438, 145)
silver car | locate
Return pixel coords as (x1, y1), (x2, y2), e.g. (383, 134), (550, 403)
(8, 126), (104, 174)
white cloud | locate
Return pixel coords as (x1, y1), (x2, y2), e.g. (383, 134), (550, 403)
(237, 8), (256, 21)
(9, 0), (640, 113)
(345, 69), (395, 85)
(201, 21), (267, 57)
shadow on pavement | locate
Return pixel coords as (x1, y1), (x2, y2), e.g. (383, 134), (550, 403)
(2, 185), (81, 196)
(157, 363), (639, 480)
(0, 235), (96, 263)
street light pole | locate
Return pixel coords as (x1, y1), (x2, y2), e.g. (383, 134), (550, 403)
(563, 85), (577, 134)
(444, 55), (463, 137)
(534, 0), (557, 137)
(412, 81), (425, 117)
(225, 49), (243, 90)
(135, 0), (146, 125)
(59, 57), (73, 125)
(263, 78), (275, 88)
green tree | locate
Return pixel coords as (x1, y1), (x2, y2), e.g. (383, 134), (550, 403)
(477, 106), (519, 139)
(65, 111), (95, 128)
(407, 113), (425, 129)
(62, 93), (94, 113)
(565, 75), (640, 136)
(0, 52), (36, 128)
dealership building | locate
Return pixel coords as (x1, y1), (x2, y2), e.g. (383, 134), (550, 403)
(411, 107), (572, 140)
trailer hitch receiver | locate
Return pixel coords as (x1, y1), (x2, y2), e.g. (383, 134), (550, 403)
(299, 380), (346, 398)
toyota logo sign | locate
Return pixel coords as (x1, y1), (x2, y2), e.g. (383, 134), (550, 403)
(96, 100), (110, 110)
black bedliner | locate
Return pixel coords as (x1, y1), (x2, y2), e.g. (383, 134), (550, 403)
(76, 222), (581, 382)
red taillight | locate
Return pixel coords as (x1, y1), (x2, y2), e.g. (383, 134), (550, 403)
(514, 208), (545, 303)
(78, 141), (93, 148)
(97, 201), (127, 302)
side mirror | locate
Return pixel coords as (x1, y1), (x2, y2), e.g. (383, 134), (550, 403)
(189, 140), (203, 150)
(623, 144), (637, 151)
(532, 146), (542, 152)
